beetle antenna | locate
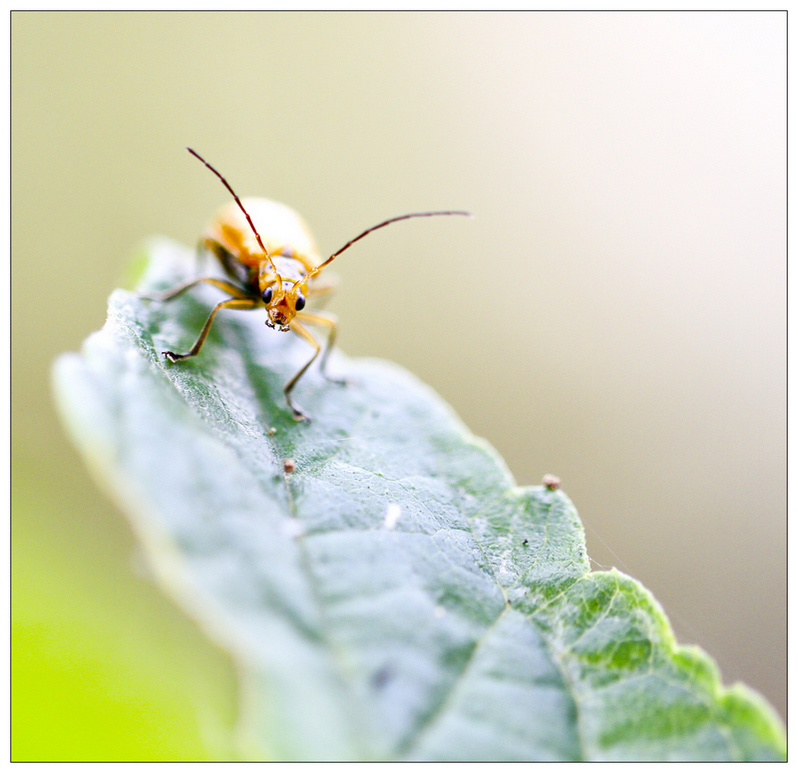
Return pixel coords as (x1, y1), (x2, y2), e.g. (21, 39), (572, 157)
(301, 210), (472, 285)
(187, 148), (281, 280)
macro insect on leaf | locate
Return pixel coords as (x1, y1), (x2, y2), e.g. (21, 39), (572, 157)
(145, 148), (471, 422)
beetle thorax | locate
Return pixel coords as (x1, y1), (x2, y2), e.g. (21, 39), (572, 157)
(258, 256), (306, 294)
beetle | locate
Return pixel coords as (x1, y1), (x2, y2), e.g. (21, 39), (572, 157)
(149, 148), (471, 422)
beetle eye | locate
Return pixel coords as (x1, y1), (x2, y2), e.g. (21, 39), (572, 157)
(295, 293), (306, 311)
(262, 287), (273, 304)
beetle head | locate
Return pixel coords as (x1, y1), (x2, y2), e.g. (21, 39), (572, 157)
(262, 281), (307, 332)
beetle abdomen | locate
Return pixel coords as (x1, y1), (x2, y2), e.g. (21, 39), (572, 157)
(204, 197), (321, 270)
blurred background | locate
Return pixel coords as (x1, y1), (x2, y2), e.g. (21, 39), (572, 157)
(12, 11), (785, 759)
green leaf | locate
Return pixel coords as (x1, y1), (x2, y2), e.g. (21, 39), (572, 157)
(52, 239), (785, 761)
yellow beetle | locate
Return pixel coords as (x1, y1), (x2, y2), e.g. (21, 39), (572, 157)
(150, 148), (471, 422)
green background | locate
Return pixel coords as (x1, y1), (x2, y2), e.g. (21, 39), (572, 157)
(12, 11), (785, 759)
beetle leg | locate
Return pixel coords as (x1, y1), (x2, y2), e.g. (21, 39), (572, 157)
(295, 310), (346, 386)
(162, 297), (259, 362)
(144, 276), (252, 303)
(305, 274), (339, 307)
(283, 319), (321, 422)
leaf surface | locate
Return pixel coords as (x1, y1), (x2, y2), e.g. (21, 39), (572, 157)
(52, 239), (785, 761)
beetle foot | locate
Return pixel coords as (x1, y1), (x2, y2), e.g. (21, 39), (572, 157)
(288, 401), (312, 423)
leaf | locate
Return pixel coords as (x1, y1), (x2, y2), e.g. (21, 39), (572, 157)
(52, 239), (785, 761)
